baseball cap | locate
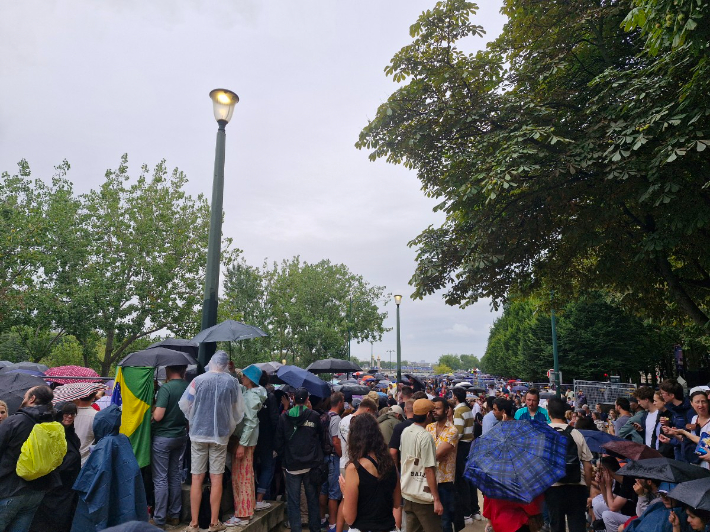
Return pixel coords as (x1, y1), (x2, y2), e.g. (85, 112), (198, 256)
(413, 398), (435, 416)
(390, 405), (404, 416)
(294, 387), (309, 404)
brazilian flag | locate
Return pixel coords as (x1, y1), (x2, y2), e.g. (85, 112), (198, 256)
(111, 366), (154, 468)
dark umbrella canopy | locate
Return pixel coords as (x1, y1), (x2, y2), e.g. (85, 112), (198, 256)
(148, 338), (199, 357)
(192, 319), (268, 343)
(339, 378), (359, 385)
(256, 361), (283, 375)
(617, 458), (710, 483)
(3, 361), (49, 372)
(306, 358), (362, 374)
(465, 420), (567, 503)
(119, 347), (197, 368)
(0, 372), (48, 415)
(0, 367), (46, 378)
(601, 440), (664, 461)
(276, 365), (330, 399)
(512, 385), (529, 392)
(667, 477), (710, 511)
(402, 374), (425, 391)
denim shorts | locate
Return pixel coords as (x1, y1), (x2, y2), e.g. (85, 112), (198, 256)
(320, 454), (342, 500)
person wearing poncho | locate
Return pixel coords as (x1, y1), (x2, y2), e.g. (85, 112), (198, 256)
(70, 404), (148, 531)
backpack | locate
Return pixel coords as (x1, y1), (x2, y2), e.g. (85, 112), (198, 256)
(16, 421), (67, 480)
(554, 425), (581, 484)
(320, 411), (337, 455)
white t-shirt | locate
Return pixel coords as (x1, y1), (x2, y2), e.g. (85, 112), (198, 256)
(338, 414), (353, 469)
(74, 406), (97, 466)
(645, 410), (659, 447)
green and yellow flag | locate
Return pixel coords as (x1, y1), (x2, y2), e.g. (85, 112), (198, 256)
(111, 365), (154, 468)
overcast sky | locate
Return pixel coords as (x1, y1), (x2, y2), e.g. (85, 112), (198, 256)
(0, 0), (506, 364)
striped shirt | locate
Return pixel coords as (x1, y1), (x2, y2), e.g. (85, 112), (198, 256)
(453, 402), (474, 442)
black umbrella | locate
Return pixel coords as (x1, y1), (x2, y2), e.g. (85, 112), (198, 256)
(192, 319), (268, 343)
(306, 358), (362, 374)
(402, 374), (426, 391)
(339, 385), (371, 395)
(667, 477), (710, 511)
(119, 347), (197, 367)
(0, 372), (47, 415)
(540, 392), (556, 399)
(148, 338), (199, 357)
(617, 458), (710, 483)
(155, 365), (198, 381)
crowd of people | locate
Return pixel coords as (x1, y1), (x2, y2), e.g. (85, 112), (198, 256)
(1, 358), (710, 532)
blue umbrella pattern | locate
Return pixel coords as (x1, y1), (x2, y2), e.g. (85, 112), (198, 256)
(464, 420), (567, 503)
(276, 365), (331, 399)
(577, 430), (625, 454)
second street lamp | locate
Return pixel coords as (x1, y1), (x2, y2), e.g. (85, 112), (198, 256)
(395, 294), (402, 383)
(197, 88), (239, 370)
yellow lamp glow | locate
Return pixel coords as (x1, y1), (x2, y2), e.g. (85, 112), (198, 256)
(209, 88), (239, 124)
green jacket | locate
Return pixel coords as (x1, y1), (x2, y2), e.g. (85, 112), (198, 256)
(377, 411), (401, 445)
(233, 385), (267, 447)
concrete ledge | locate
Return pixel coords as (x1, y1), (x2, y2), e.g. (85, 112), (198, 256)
(178, 482), (284, 531)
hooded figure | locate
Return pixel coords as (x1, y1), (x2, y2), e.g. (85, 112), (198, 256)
(30, 402), (82, 532)
(178, 350), (245, 445)
(70, 404), (148, 532)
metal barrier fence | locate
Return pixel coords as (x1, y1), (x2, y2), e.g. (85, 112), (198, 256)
(573, 380), (637, 406)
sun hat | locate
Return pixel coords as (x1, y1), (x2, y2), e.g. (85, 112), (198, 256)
(242, 364), (263, 386)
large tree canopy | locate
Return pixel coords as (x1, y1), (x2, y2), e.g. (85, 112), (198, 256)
(357, 0), (710, 328)
(1, 156), (237, 375)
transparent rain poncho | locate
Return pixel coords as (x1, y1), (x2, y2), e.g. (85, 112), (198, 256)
(178, 351), (245, 445)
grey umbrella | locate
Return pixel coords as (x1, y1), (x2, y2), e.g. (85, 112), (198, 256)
(119, 347), (197, 367)
(192, 320), (268, 343)
(667, 477), (710, 511)
(148, 338), (199, 357)
(256, 361), (283, 375)
(0, 372), (47, 414)
(4, 361), (49, 372)
(306, 358), (362, 374)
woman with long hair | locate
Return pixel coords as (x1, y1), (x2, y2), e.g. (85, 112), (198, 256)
(339, 413), (401, 532)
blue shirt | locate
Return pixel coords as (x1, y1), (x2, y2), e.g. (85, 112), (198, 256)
(514, 406), (551, 423)
(481, 411), (499, 435)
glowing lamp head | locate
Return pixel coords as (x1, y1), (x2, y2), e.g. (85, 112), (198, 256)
(394, 294), (402, 305)
(209, 88), (239, 124)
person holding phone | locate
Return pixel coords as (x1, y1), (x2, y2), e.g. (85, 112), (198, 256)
(662, 390), (710, 468)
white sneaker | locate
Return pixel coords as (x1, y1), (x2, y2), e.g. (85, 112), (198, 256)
(464, 516), (474, 526)
(255, 501), (272, 510)
(473, 514), (483, 521)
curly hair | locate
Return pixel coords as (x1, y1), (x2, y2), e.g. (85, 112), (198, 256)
(347, 412), (395, 477)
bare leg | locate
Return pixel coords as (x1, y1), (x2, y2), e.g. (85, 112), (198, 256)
(210, 473), (223, 525)
(190, 473), (206, 527)
(328, 500), (339, 526)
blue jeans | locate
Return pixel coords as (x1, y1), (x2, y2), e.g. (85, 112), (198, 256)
(439, 482), (456, 532)
(0, 490), (46, 532)
(151, 435), (187, 525)
(256, 441), (275, 498)
(285, 471), (321, 532)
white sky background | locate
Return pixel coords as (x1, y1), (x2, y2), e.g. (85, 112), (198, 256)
(0, 0), (506, 364)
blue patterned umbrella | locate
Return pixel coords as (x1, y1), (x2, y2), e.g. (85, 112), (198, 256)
(464, 420), (567, 503)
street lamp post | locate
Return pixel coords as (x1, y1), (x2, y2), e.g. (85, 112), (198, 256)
(387, 349), (395, 371)
(395, 294), (402, 383)
(197, 88), (239, 370)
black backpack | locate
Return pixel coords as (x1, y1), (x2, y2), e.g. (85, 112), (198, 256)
(320, 411), (336, 455)
(554, 425), (581, 484)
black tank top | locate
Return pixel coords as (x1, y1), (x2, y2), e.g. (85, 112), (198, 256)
(351, 456), (397, 532)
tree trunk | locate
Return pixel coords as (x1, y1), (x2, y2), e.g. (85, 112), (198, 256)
(656, 256), (710, 328)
